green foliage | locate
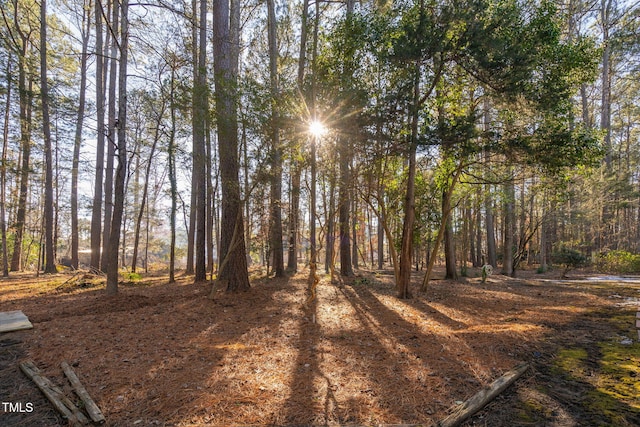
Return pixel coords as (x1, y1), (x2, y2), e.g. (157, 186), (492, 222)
(552, 247), (587, 276)
(536, 265), (548, 274)
(122, 271), (142, 282)
(353, 276), (377, 286)
(596, 251), (640, 274)
(460, 265), (468, 277)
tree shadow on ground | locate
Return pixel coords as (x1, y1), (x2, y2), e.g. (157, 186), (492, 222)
(464, 305), (640, 426)
(4, 275), (294, 425)
(281, 279), (494, 425)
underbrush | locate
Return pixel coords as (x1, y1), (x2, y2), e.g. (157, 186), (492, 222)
(596, 250), (640, 274)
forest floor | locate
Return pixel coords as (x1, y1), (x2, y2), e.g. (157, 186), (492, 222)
(1, 266), (639, 426)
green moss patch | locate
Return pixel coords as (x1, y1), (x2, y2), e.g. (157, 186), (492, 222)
(549, 310), (640, 425)
(553, 347), (589, 380)
(596, 341), (640, 410)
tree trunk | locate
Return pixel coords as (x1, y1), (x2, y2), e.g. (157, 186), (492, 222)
(338, 136), (353, 276)
(11, 54), (33, 272)
(444, 194), (457, 280)
(502, 176), (515, 276)
(444, 215), (458, 280)
(368, 207), (374, 267)
(310, 137), (318, 279)
(40, 0), (56, 274)
(242, 112), (251, 267)
(90, 0), (106, 271)
(267, 0), (284, 278)
(193, 0), (208, 282)
(212, 0), (249, 292)
(338, 2), (356, 277)
(101, 0), (119, 272)
(468, 205), (475, 268)
(421, 164), (464, 291)
(70, 2), (90, 270)
(600, 0), (612, 170)
(287, 164), (300, 272)
(106, 0), (128, 295)
(1, 55), (12, 277)
(207, 115), (216, 277)
(288, 0), (309, 274)
(475, 188), (482, 266)
(351, 189), (359, 269)
(131, 127), (160, 273)
(168, 63), (178, 283)
(326, 175), (335, 275)
(185, 0), (198, 276)
(397, 62), (420, 299)
(377, 209), (384, 269)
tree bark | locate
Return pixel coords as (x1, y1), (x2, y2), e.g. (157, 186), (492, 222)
(288, 0), (309, 274)
(267, 0), (284, 277)
(11, 55), (33, 272)
(338, 136), (353, 276)
(338, 1), (356, 277)
(40, 0), (56, 274)
(90, 0), (106, 271)
(70, 2), (90, 270)
(101, 0), (119, 271)
(168, 61), (178, 283)
(131, 124), (160, 273)
(421, 164), (464, 291)
(288, 164), (300, 272)
(502, 176), (515, 276)
(106, 0), (128, 295)
(351, 188), (359, 269)
(212, 0), (249, 292)
(1, 55), (12, 277)
(377, 209), (384, 269)
(194, 0), (208, 282)
(185, 0), (198, 276)
(443, 193), (457, 280)
(600, 0), (612, 170)
(397, 62), (420, 299)
(326, 174), (336, 275)
(307, 0), (320, 284)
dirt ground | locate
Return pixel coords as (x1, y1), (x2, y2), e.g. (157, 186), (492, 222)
(1, 267), (639, 426)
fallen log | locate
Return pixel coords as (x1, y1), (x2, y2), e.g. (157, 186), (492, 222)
(61, 361), (106, 424)
(438, 362), (529, 427)
(19, 360), (89, 426)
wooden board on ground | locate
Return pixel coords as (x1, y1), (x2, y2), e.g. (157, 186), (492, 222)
(0, 310), (33, 333)
(61, 361), (106, 424)
(20, 360), (90, 426)
(438, 362), (530, 427)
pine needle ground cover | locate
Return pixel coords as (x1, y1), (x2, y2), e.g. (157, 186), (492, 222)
(1, 269), (639, 426)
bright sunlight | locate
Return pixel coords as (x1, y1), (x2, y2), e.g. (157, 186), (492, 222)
(309, 120), (328, 138)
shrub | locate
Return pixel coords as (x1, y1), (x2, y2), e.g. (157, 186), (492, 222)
(122, 271), (142, 282)
(596, 250), (640, 274)
(552, 247), (587, 278)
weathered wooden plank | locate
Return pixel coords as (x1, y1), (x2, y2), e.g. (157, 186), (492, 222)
(438, 362), (529, 427)
(61, 361), (106, 424)
(19, 360), (90, 426)
(0, 310), (33, 333)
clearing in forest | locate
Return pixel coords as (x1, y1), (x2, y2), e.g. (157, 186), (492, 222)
(1, 269), (639, 426)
